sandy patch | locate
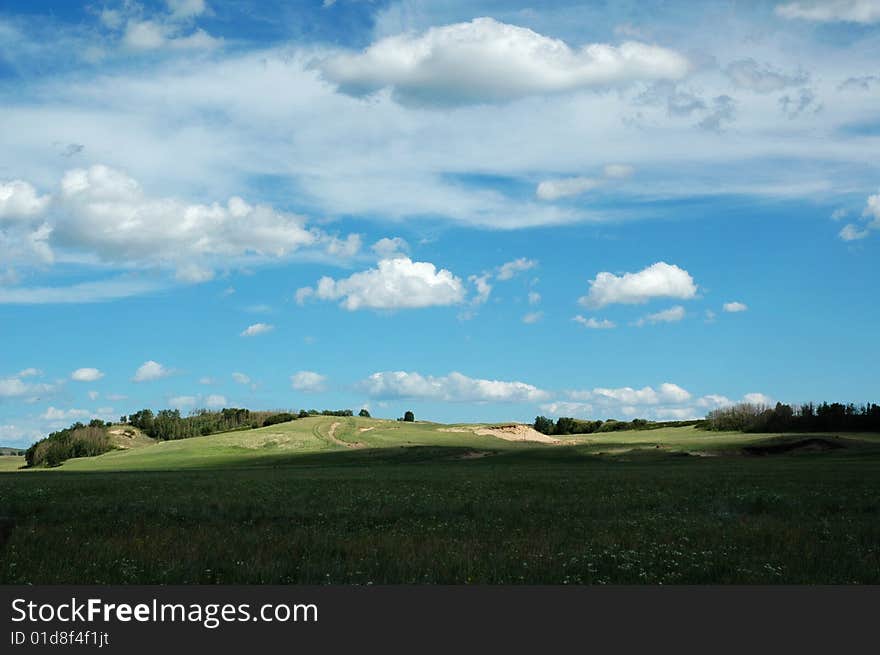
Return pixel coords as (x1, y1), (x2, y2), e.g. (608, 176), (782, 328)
(441, 424), (560, 444)
(358, 427), (376, 433)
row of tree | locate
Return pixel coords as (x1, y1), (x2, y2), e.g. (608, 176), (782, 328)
(533, 416), (696, 435)
(702, 402), (880, 433)
(123, 407), (363, 441)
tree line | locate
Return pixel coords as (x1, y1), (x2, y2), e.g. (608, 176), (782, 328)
(533, 416), (699, 436)
(702, 402), (880, 433)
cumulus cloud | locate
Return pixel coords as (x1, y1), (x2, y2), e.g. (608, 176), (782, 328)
(290, 371), (327, 393)
(70, 367), (104, 382)
(723, 301), (748, 313)
(568, 383), (692, 406)
(579, 262), (698, 308)
(1, 166), (365, 299)
(573, 315), (616, 329)
(133, 360), (171, 382)
(360, 370), (549, 403)
(537, 164), (634, 201)
(55, 165), (334, 281)
(0, 372), (54, 399)
(317, 17), (690, 106)
(540, 381), (697, 419)
(522, 311), (543, 324)
(775, 1), (880, 23)
(371, 237), (409, 258)
(636, 305), (686, 326)
(0, 180), (50, 219)
(528, 291), (541, 305)
(540, 383), (777, 421)
(743, 392), (774, 406)
(725, 59), (808, 93)
(296, 257), (465, 311)
(240, 323), (274, 337)
(168, 395), (197, 407)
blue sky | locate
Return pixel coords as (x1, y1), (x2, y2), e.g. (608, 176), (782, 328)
(1, 0), (878, 446)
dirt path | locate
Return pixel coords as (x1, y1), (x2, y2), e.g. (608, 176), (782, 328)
(324, 421), (365, 449)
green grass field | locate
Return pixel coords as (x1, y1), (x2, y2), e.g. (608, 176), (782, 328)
(1, 417), (879, 584)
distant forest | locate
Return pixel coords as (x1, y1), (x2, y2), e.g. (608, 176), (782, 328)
(533, 416), (699, 435)
(535, 401), (880, 436)
(702, 402), (880, 433)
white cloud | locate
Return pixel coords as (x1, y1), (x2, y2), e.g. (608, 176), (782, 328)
(580, 262), (697, 308)
(371, 236), (409, 258)
(361, 370), (549, 403)
(17, 368), (42, 378)
(0, 180), (49, 219)
(696, 394), (734, 408)
(743, 392), (774, 406)
(537, 164), (634, 201)
(725, 59), (808, 93)
(522, 311), (543, 324)
(297, 257), (465, 311)
(636, 305), (686, 326)
(169, 395), (197, 407)
(55, 165), (331, 282)
(231, 372), (250, 385)
(324, 233), (362, 258)
(603, 164), (636, 179)
(0, 276), (164, 305)
(70, 367), (104, 382)
(317, 17), (689, 106)
(198, 377), (215, 385)
(133, 360), (171, 382)
(528, 291), (541, 305)
(775, 1), (880, 23)
(722, 301), (748, 313)
(166, 0), (208, 20)
(240, 323), (274, 337)
(0, 368), (55, 401)
(537, 176), (603, 201)
(573, 315), (616, 329)
(496, 257), (537, 281)
(469, 274), (493, 305)
(88, 390), (99, 400)
(204, 394), (226, 408)
(290, 371), (327, 393)
(541, 381), (699, 420)
(569, 382), (692, 406)
(839, 224), (870, 241)
(41, 406), (91, 421)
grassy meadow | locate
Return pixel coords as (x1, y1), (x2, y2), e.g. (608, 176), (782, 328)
(1, 417), (879, 584)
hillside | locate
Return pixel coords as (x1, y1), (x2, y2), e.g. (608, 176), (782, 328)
(22, 415), (880, 472)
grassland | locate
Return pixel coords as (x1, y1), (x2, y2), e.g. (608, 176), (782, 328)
(1, 417), (878, 584)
